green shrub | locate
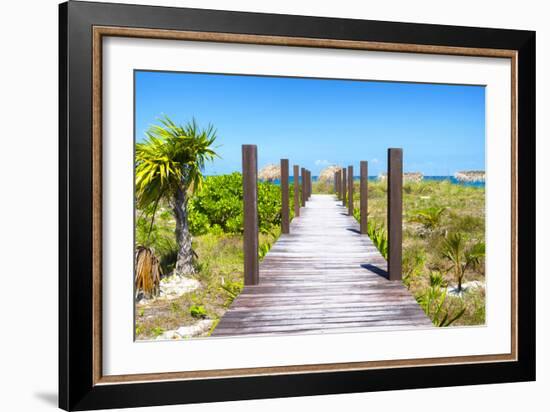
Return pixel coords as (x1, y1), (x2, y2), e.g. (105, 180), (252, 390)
(189, 173), (285, 235)
(189, 305), (207, 319)
(257, 181), (284, 233)
(151, 326), (165, 337)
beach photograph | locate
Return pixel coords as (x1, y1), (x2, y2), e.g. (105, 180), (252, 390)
(133, 71), (486, 340)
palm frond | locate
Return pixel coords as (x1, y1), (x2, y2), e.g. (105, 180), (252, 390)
(135, 114), (219, 209)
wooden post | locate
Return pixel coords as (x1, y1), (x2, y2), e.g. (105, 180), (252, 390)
(304, 169), (308, 201)
(348, 165), (354, 216)
(334, 172), (338, 194)
(308, 170), (312, 199)
(281, 159), (289, 234)
(293, 165), (300, 217)
(311, 171), (313, 197)
(302, 167), (306, 207)
(342, 167), (347, 206)
(337, 170), (342, 199)
(304, 169), (309, 202)
(388, 148), (403, 281)
(242, 145), (259, 285)
(360, 161), (368, 234)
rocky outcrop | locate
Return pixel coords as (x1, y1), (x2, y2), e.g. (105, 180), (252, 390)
(258, 164), (280, 182)
(454, 171), (485, 183)
(318, 165), (342, 183)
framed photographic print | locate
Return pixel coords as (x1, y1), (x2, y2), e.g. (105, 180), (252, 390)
(59, 1), (535, 410)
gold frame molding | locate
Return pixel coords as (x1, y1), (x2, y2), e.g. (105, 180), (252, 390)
(92, 26), (518, 386)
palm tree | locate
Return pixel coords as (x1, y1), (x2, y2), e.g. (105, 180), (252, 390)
(441, 232), (485, 292)
(135, 115), (218, 277)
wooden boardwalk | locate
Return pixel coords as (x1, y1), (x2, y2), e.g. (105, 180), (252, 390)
(212, 194), (432, 337)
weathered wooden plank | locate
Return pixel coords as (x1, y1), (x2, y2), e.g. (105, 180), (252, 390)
(214, 319), (432, 335)
(221, 307), (425, 320)
(223, 303), (427, 316)
(221, 306), (428, 319)
(215, 316), (433, 330)
(213, 324), (433, 337)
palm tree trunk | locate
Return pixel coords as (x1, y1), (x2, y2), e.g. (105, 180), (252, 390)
(172, 186), (195, 276)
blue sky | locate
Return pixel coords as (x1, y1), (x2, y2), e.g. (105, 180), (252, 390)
(135, 71), (485, 176)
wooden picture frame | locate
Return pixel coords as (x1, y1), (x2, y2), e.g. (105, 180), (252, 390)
(59, 1), (535, 410)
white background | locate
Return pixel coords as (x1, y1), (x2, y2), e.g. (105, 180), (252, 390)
(103, 37), (511, 375)
(0, 0), (546, 411)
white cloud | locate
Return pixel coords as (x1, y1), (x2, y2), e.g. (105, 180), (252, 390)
(371, 158), (379, 164)
(314, 159), (330, 166)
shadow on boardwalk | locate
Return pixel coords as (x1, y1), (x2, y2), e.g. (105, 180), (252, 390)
(212, 194), (432, 337)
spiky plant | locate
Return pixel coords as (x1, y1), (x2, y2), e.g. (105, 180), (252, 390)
(409, 206), (447, 231)
(441, 232), (485, 292)
(135, 115), (218, 277)
(367, 221), (388, 259)
(416, 271), (465, 326)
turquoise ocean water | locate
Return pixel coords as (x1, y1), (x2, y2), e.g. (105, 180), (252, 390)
(266, 176), (485, 188)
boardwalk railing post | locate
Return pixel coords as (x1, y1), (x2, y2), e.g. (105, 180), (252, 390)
(388, 148), (403, 281)
(338, 170), (343, 200)
(348, 165), (354, 216)
(281, 159), (290, 234)
(242, 145), (259, 285)
(308, 170), (311, 200)
(360, 161), (368, 234)
(334, 172), (338, 194)
(335, 171), (340, 198)
(308, 170), (312, 199)
(293, 165), (300, 217)
(301, 167), (306, 206)
(304, 169), (308, 201)
(342, 167), (347, 206)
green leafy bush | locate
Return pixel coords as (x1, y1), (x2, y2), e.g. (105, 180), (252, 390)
(189, 173), (286, 235)
(151, 326), (165, 337)
(189, 305), (207, 319)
